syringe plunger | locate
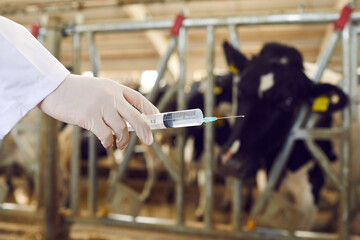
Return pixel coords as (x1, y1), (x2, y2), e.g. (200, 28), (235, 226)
(127, 108), (204, 131)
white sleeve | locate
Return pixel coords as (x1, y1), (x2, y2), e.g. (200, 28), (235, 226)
(0, 16), (70, 138)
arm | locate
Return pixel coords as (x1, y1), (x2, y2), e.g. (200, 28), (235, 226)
(0, 17), (158, 148)
(0, 16), (69, 138)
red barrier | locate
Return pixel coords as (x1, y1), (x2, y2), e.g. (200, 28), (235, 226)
(170, 13), (185, 36)
(334, 5), (353, 30)
(31, 22), (40, 38)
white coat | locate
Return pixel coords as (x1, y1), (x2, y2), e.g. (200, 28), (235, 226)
(0, 16), (70, 138)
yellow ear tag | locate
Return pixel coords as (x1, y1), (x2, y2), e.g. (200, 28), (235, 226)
(246, 219), (256, 231)
(229, 63), (239, 74)
(213, 86), (223, 95)
(312, 94), (330, 112)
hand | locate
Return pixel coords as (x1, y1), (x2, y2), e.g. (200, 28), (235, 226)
(38, 74), (159, 149)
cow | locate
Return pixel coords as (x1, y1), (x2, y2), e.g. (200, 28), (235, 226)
(216, 41), (348, 230)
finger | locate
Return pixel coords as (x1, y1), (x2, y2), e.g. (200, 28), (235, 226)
(116, 138), (128, 150)
(102, 108), (129, 150)
(90, 120), (114, 149)
(115, 96), (153, 145)
(121, 86), (159, 114)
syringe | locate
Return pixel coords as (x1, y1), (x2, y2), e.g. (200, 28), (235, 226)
(126, 108), (244, 131)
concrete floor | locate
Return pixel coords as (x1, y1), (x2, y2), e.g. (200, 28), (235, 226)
(0, 175), (359, 239)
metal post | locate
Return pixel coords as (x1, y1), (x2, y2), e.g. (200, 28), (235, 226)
(42, 16), (64, 239)
(44, 115), (61, 239)
(37, 110), (46, 210)
(35, 107), (43, 210)
(228, 23), (242, 232)
(350, 26), (358, 121)
(86, 32), (99, 217)
(70, 31), (81, 216)
(339, 22), (352, 240)
(35, 26), (46, 209)
(176, 26), (186, 226)
(204, 25), (215, 230)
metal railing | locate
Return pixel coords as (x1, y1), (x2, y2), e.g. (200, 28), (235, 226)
(59, 10), (360, 240)
(1, 9), (359, 240)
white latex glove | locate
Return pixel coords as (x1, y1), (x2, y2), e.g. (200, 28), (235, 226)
(38, 74), (159, 149)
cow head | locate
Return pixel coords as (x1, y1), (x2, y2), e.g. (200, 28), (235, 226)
(218, 41), (348, 179)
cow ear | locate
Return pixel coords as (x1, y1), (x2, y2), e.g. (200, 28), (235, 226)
(222, 41), (248, 74)
(308, 83), (348, 114)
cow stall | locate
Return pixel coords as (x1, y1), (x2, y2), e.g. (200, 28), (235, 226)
(0, 6), (360, 240)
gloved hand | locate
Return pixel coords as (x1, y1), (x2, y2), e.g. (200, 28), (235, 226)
(38, 74), (159, 149)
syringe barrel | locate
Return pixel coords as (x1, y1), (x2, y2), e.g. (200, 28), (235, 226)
(127, 108), (204, 131)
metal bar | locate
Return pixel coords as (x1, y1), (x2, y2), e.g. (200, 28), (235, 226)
(304, 140), (341, 189)
(64, 11), (360, 35)
(86, 32), (99, 217)
(228, 24), (240, 49)
(354, 25), (360, 34)
(35, 26), (46, 209)
(185, 12), (360, 27)
(228, 24), (241, 117)
(340, 123), (351, 240)
(302, 114), (342, 190)
(66, 215), (348, 240)
(86, 32), (100, 76)
(65, 19), (173, 35)
(339, 23), (352, 240)
(204, 25), (215, 230)
(147, 36), (178, 103)
(313, 32), (340, 83)
(341, 22), (352, 157)
(36, 109), (44, 210)
(151, 141), (180, 182)
(292, 128), (348, 140)
(232, 180), (242, 231)
(107, 134), (137, 200)
(350, 25), (359, 122)
(70, 32), (81, 215)
(44, 114), (60, 238)
(43, 16), (62, 238)
(228, 23), (242, 232)
(176, 26), (186, 227)
(156, 82), (179, 112)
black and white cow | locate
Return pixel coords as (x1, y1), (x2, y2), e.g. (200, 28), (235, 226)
(217, 41), (348, 230)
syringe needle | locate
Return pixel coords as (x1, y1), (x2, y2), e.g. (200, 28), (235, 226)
(216, 115), (245, 120)
(203, 115), (245, 123)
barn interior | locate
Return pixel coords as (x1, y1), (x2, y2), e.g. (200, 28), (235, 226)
(1, 0), (360, 239)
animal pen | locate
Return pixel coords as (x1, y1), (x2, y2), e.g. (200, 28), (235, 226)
(2, 7), (360, 240)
